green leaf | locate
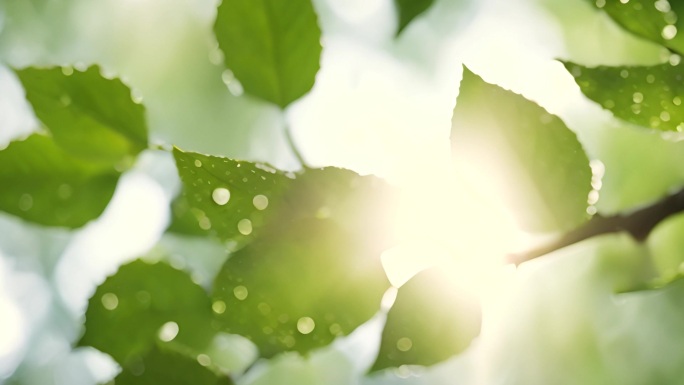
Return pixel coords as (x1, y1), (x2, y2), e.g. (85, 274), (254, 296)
(175, 151), (397, 358)
(212, 218), (389, 358)
(590, 0), (684, 55)
(0, 134), (119, 228)
(564, 61), (684, 132)
(114, 344), (234, 385)
(394, 0), (436, 35)
(213, 0), (322, 108)
(80, 260), (215, 365)
(15, 66), (148, 164)
(172, 147), (295, 244)
(370, 268), (481, 372)
(451, 67), (592, 232)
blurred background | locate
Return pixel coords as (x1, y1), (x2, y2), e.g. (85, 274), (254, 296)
(4, 0), (684, 383)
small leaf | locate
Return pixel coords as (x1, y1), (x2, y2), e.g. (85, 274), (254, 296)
(564, 61), (684, 132)
(590, 0), (684, 55)
(370, 269), (481, 372)
(15, 66), (148, 164)
(114, 344), (234, 385)
(394, 0), (436, 35)
(451, 67), (592, 232)
(214, 0), (322, 107)
(80, 260), (215, 365)
(0, 134), (119, 228)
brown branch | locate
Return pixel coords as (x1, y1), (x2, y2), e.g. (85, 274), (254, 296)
(507, 187), (684, 265)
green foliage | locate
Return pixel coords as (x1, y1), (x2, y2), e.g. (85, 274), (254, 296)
(15, 66), (148, 164)
(370, 269), (481, 372)
(590, 0), (684, 55)
(214, 0), (322, 107)
(80, 260), (215, 365)
(0, 134), (119, 228)
(564, 62), (684, 132)
(452, 67), (592, 232)
(113, 345), (234, 385)
(394, 0), (436, 35)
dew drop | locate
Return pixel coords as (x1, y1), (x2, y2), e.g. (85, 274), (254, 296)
(212, 300), (226, 314)
(661, 111), (671, 121)
(238, 219), (253, 235)
(655, 0), (671, 13)
(396, 337), (413, 352)
(194, 159), (202, 167)
(101, 293), (119, 310)
(131, 88), (143, 104)
(228, 81), (244, 97)
(297, 317), (315, 334)
(61, 66), (73, 76)
(221, 69), (235, 85)
(282, 335), (295, 348)
(212, 187), (231, 205)
(646, 74), (656, 84)
(632, 92), (644, 103)
(329, 323), (342, 335)
(158, 321), (179, 342)
(197, 354), (211, 366)
(595, 0), (605, 7)
(57, 184), (72, 199)
(233, 285), (248, 300)
(18, 194), (33, 211)
(670, 54), (681, 66)
(587, 190), (600, 205)
(253, 195), (268, 210)
(674, 96), (682, 106)
(663, 25), (678, 40)
(60, 94), (72, 106)
(587, 206), (598, 215)
(620, 69), (629, 78)
(258, 302), (271, 315)
(198, 216), (212, 230)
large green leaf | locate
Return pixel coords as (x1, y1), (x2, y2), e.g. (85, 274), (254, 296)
(394, 0), (436, 35)
(114, 344), (234, 385)
(176, 152), (397, 358)
(15, 66), (148, 164)
(564, 61), (684, 132)
(451, 67), (592, 232)
(213, 0), (322, 108)
(370, 269), (480, 372)
(80, 260), (215, 365)
(590, 0), (684, 55)
(212, 218), (389, 358)
(0, 134), (119, 228)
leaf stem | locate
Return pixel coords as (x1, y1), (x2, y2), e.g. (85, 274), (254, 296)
(508, 186), (684, 265)
(284, 124), (307, 169)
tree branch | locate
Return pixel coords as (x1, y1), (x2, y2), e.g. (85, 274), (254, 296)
(507, 187), (684, 265)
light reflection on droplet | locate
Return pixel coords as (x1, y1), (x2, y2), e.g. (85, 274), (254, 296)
(663, 25), (678, 40)
(660, 111), (671, 121)
(396, 337), (413, 352)
(253, 195), (268, 210)
(212, 187), (231, 205)
(587, 190), (600, 205)
(238, 219), (253, 235)
(632, 92), (644, 103)
(18, 194), (33, 211)
(198, 216), (212, 230)
(194, 159), (202, 167)
(212, 300), (226, 314)
(233, 285), (248, 300)
(158, 321), (180, 342)
(297, 317), (315, 334)
(101, 293), (119, 310)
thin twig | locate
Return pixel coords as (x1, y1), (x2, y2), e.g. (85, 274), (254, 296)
(507, 187), (684, 265)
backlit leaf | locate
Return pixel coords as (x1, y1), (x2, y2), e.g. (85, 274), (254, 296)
(370, 268), (481, 372)
(213, 0), (322, 107)
(451, 67), (592, 232)
(394, 0), (436, 35)
(564, 61), (684, 132)
(0, 134), (119, 228)
(80, 260), (215, 365)
(15, 66), (148, 164)
(589, 0), (684, 55)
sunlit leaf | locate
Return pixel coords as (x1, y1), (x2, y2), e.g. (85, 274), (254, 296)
(113, 344), (234, 385)
(451, 67), (592, 232)
(15, 66), (148, 164)
(80, 260), (215, 365)
(564, 61), (684, 132)
(394, 0), (436, 35)
(172, 147), (294, 244)
(213, 0), (322, 107)
(370, 268), (481, 372)
(212, 218), (389, 358)
(0, 134), (119, 228)
(175, 152), (398, 358)
(590, 0), (684, 55)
